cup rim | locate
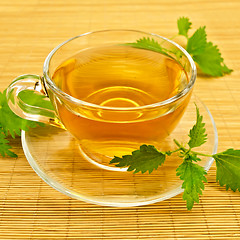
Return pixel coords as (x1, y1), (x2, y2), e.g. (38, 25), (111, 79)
(43, 29), (197, 110)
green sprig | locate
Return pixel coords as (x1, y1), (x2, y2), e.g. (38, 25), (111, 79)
(110, 106), (240, 210)
(125, 16), (232, 77)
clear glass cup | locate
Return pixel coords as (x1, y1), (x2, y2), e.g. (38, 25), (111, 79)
(7, 30), (197, 171)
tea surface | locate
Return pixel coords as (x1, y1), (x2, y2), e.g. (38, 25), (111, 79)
(53, 45), (187, 108)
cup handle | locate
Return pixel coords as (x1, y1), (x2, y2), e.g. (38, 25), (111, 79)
(6, 74), (64, 128)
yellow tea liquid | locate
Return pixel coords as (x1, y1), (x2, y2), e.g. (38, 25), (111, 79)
(52, 45), (190, 165)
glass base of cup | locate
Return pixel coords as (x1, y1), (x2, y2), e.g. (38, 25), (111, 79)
(78, 141), (144, 172)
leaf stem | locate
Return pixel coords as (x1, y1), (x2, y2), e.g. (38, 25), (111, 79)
(170, 148), (182, 154)
(174, 139), (212, 158)
(173, 139), (189, 152)
(190, 151), (213, 158)
(173, 139), (181, 148)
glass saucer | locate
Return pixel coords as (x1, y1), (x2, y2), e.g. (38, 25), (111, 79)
(21, 95), (218, 207)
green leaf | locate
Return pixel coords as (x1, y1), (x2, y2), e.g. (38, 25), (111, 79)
(124, 37), (173, 59)
(213, 149), (240, 192)
(18, 90), (55, 118)
(188, 105), (207, 148)
(186, 27), (207, 55)
(177, 17), (192, 38)
(0, 89), (38, 137)
(18, 90), (54, 111)
(110, 144), (167, 173)
(193, 41), (233, 77)
(0, 129), (17, 158)
(176, 157), (207, 210)
(185, 23), (232, 77)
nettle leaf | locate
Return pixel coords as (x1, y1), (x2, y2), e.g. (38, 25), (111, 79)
(110, 144), (167, 174)
(186, 26), (207, 55)
(18, 89), (54, 111)
(188, 105), (207, 148)
(177, 17), (192, 38)
(125, 37), (163, 52)
(18, 89), (55, 119)
(0, 130), (17, 158)
(193, 41), (233, 77)
(176, 157), (207, 210)
(124, 37), (172, 58)
(0, 89), (38, 138)
(213, 149), (240, 192)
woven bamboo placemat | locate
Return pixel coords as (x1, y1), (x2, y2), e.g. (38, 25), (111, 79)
(0, 0), (240, 239)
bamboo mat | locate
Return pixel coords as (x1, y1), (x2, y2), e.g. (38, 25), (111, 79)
(0, 0), (240, 239)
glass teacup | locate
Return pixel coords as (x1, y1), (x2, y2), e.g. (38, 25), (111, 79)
(7, 30), (196, 171)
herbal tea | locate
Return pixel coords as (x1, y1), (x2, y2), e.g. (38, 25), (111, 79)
(52, 45), (190, 165)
